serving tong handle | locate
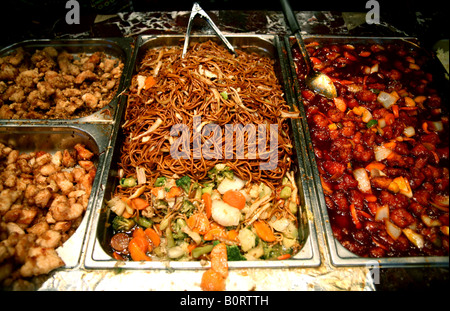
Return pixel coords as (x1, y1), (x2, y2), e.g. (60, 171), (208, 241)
(182, 2), (236, 58)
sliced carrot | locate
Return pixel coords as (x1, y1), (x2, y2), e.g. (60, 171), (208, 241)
(422, 122), (431, 134)
(144, 76), (157, 89)
(200, 269), (226, 291)
(128, 237), (151, 261)
(350, 204), (362, 229)
(187, 243), (197, 254)
(222, 190), (246, 210)
(202, 192), (212, 219)
(383, 141), (397, 150)
(392, 104), (399, 118)
(385, 113), (395, 125)
(277, 253), (291, 260)
(132, 227), (146, 239)
(365, 161), (386, 172)
(112, 252), (125, 261)
(166, 186), (182, 199)
(210, 243), (228, 278)
(131, 197), (149, 210)
(253, 220), (276, 242)
(204, 227), (227, 241)
(150, 186), (164, 197)
(358, 210), (374, 220)
(130, 235), (150, 253)
(310, 57), (322, 65)
(364, 194), (378, 203)
(187, 212), (210, 235)
(144, 227), (161, 247)
(227, 229), (239, 242)
(122, 210), (133, 219)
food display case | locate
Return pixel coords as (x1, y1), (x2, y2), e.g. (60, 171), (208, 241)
(0, 0), (448, 292)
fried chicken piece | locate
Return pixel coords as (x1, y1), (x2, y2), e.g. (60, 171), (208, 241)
(19, 246), (64, 278)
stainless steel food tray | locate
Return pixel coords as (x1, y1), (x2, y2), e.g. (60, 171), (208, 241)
(0, 38), (134, 124)
(0, 124), (114, 269)
(284, 35), (449, 268)
(84, 34), (322, 270)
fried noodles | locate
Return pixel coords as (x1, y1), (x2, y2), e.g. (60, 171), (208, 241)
(119, 41), (294, 192)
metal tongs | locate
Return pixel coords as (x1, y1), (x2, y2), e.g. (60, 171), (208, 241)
(182, 2), (236, 58)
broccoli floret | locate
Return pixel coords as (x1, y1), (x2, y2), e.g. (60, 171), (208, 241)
(119, 177), (137, 188)
(154, 176), (167, 187)
(261, 243), (292, 260)
(172, 218), (188, 240)
(207, 164), (234, 184)
(226, 245), (247, 261)
(112, 215), (136, 232)
(180, 199), (195, 217)
(133, 215), (153, 228)
(176, 175), (191, 193)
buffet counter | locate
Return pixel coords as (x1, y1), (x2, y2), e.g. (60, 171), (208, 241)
(1, 6), (448, 292)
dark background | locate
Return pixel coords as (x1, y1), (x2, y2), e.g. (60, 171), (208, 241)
(0, 0), (447, 48)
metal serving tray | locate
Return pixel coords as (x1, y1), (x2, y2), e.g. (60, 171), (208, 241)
(284, 35), (449, 268)
(0, 124), (113, 269)
(0, 38), (134, 124)
(84, 34), (321, 270)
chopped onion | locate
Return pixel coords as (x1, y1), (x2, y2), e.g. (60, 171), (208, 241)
(421, 214), (442, 227)
(403, 126), (415, 137)
(270, 218), (290, 232)
(106, 196), (126, 216)
(361, 108), (373, 123)
(128, 186), (146, 200)
(392, 176), (413, 198)
(378, 118), (386, 128)
(370, 63), (379, 73)
(370, 168), (386, 178)
(433, 194), (449, 207)
(428, 121), (444, 132)
(136, 75), (146, 95)
(353, 168), (372, 194)
(402, 228), (424, 249)
(375, 204), (389, 222)
(377, 91), (398, 109)
(374, 145), (393, 162)
(131, 117), (163, 141)
(385, 220), (402, 240)
(136, 166), (146, 185)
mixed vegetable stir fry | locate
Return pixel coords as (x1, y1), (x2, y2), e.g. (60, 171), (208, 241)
(107, 164), (301, 267)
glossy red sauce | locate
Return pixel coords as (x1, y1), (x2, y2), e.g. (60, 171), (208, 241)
(292, 41), (449, 257)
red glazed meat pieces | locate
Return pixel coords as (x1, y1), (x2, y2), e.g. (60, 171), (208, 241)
(293, 40), (449, 257)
